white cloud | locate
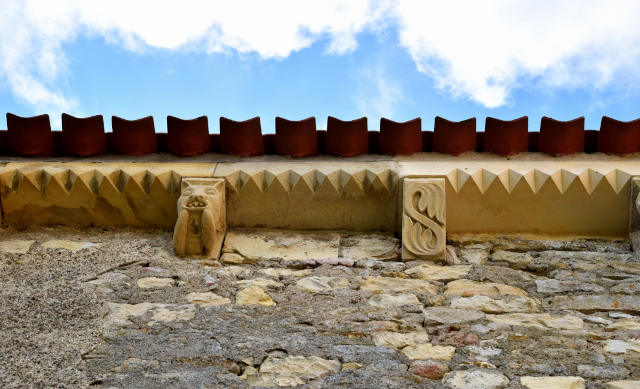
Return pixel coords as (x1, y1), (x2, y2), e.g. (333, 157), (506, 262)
(393, 0), (640, 108)
(2, 0), (640, 124)
(0, 0), (388, 125)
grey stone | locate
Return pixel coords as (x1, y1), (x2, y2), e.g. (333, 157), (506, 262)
(458, 244), (492, 265)
(491, 250), (535, 270)
(331, 345), (395, 364)
(443, 370), (509, 389)
(506, 363), (572, 375)
(449, 235), (630, 253)
(611, 283), (640, 295)
(536, 279), (605, 294)
(546, 295), (640, 312)
(538, 251), (633, 264)
(423, 307), (486, 325)
(577, 365), (630, 380)
(364, 360), (408, 375)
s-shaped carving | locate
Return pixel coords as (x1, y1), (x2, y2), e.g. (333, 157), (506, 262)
(174, 178), (226, 258)
(401, 178), (446, 262)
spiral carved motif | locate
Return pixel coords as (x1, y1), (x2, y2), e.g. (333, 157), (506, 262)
(402, 180), (446, 259)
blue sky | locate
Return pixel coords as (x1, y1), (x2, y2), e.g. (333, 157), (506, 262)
(2, 1), (640, 133)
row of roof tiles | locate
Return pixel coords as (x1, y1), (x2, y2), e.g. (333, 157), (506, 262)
(4, 113), (640, 158)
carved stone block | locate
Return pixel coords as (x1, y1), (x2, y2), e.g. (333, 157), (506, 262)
(174, 178), (226, 258)
(402, 178), (446, 262)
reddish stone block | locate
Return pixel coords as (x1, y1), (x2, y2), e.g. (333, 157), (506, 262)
(379, 118), (422, 156)
(326, 116), (368, 157)
(597, 116), (640, 155)
(220, 116), (264, 156)
(167, 115), (211, 156)
(484, 116), (529, 156)
(275, 117), (318, 157)
(409, 361), (450, 380)
(61, 113), (108, 157)
(111, 116), (157, 156)
(433, 117), (476, 156)
(538, 116), (584, 156)
(6, 113), (55, 157)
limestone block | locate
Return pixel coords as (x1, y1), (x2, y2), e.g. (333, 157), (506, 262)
(340, 233), (400, 261)
(520, 376), (585, 389)
(368, 293), (420, 308)
(603, 339), (640, 354)
(234, 278), (285, 290)
(443, 370), (509, 389)
(404, 264), (471, 282)
(174, 178), (226, 258)
(185, 292), (231, 307)
(535, 279), (605, 294)
(291, 276), (349, 293)
(236, 286), (275, 306)
(342, 362), (363, 371)
(402, 343), (456, 361)
(607, 381), (640, 389)
(606, 319), (640, 331)
(547, 295), (640, 312)
(41, 240), (101, 252)
(0, 162), (215, 229)
(371, 331), (430, 348)
(258, 355), (341, 380)
(0, 240), (35, 254)
(137, 277), (175, 288)
(104, 303), (195, 327)
(491, 250), (534, 270)
(258, 268), (313, 278)
(359, 276), (438, 295)
(423, 307), (486, 325)
(401, 178), (446, 262)
(487, 313), (583, 330)
(221, 229), (340, 262)
(444, 279), (527, 297)
(247, 373), (303, 387)
(450, 295), (541, 313)
(215, 162), (399, 232)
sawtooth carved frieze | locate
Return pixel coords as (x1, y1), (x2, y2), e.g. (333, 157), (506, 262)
(174, 178), (226, 258)
(402, 178), (446, 262)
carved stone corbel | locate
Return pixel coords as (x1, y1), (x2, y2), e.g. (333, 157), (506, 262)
(401, 178), (446, 262)
(173, 178), (226, 258)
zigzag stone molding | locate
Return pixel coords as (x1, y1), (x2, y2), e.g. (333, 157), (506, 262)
(399, 161), (638, 195)
(217, 162), (397, 196)
(0, 160), (636, 238)
(0, 162), (215, 229)
(214, 162), (400, 231)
